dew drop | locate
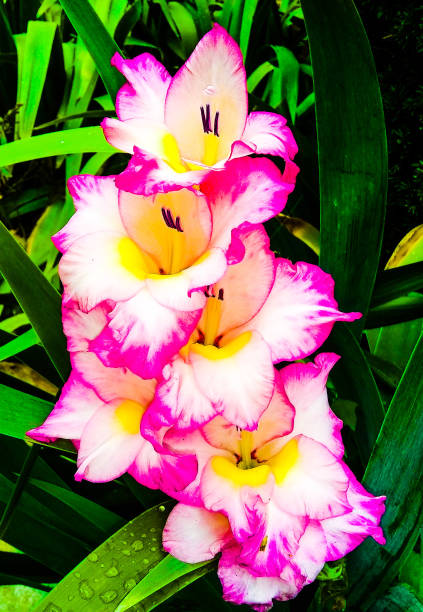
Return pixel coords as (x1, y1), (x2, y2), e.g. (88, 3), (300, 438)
(105, 561), (119, 578)
(142, 558), (150, 565)
(100, 590), (118, 604)
(79, 579), (94, 600)
(124, 578), (137, 590)
(74, 572), (80, 578)
(159, 505), (166, 512)
(151, 546), (157, 552)
(141, 533), (147, 538)
(88, 552), (98, 563)
(45, 605), (62, 612)
(149, 527), (157, 533)
(122, 549), (131, 556)
(129, 532), (134, 536)
(68, 595), (74, 602)
(131, 540), (144, 552)
(203, 85), (216, 96)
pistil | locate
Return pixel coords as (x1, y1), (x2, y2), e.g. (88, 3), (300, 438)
(202, 287), (224, 345)
(238, 430), (256, 469)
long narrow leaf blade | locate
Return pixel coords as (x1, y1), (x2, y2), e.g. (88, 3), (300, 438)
(302, 0), (387, 333)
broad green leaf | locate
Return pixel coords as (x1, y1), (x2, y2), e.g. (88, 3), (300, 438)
(369, 584), (423, 612)
(0, 584), (45, 610)
(399, 548), (423, 603)
(277, 213), (320, 255)
(302, 0), (387, 335)
(192, 0), (212, 36)
(0, 383), (53, 439)
(239, 0), (260, 59)
(386, 224), (423, 268)
(115, 554), (214, 611)
(347, 332), (423, 607)
(58, 0), (125, 102)
(0, 328), (39, 362)
(0, 313), (28, 334)
(35, 502), (174, 611)
(80, 151), (117, 175)
(14, 21), (57, 140)
(366, 294), (423, 329)
(371, 262), (423, 308)
(168, 2), (198, 58)
(0, 126), (115, 167)
(0, 221), (69, 380)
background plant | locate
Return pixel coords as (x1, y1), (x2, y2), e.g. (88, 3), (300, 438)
(0, 0), (422, 610)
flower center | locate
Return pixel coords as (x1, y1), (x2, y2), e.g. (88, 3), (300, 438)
(200, 104), (220, 166)
(238, 430), (259, 469)
(115, 399), (145, 434)
(158, 207), (185, 274)
(202, 287), (224, 345)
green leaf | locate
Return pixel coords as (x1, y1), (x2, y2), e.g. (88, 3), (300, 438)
(0, 328), (39, 362)
(239, 0), (260, 59)
(34, 502), (174, 611)
(14, 21), (57, 140)
(399, 547), (423, 604)
(347, 332), (423, 608)
(58, 0), (125, 102)
(168, 2), (198, 56)
(0, 383), (53, 439)
(115, 555), (214, 611)
(366, 295), (423, 329)
(369, 584), (423, 612)
(269, 45), (299, 121)
(302, 0), (387, 335)
(0, 126), (115, 167)
(371, 262), (423, 308)
(0, 221), (70, 380)
(247, 61), (275, 93)
(192, 0), (212, 37)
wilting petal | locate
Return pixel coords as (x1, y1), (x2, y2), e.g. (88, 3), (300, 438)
(26, 373), (101, 443)
(321, 463), (386, 560)
(119, 188), (212, 272)
(201, 157), (296, 253)
(53, 175), (123, 253)
(218, 545), (300, 610)
(163, 504), (232, 563)
(199, 225), (275, 336)
(190, 331), (275, 430)
(93, 288), (201, 379)
(279, 353), (344, 458)
(239, 259), (361, 363)
(240, 111), (298, 160)
(112, 52), (170, 122)
(165, 23), (247, 164)
(260, 435), (351, 520)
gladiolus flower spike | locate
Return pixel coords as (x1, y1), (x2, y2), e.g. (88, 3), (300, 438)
(26, 23), (385, 612)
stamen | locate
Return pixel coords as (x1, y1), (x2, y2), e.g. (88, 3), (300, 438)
(200, 104), (212, 133)
(175, 216), (183, 232)
(213, 111), (219, 136)
(259, 536), (268, 552)
(161, 207), (172, 228)
(218, 288), (224, 301)
(161, 207), (180, 230)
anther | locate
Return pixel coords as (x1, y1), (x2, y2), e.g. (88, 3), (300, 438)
(213, 112), (219, 136)
(161, 207), (172, 228)
(200, 104), (212, 133)
(175, 216), (183, 232)
(218, 288), (224, 301)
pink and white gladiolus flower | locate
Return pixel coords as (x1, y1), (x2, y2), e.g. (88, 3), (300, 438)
(55, 157), (294, 380)
(162, 354), (386, 610)
(102, 23), (298, 195)
(27, 303), (196, 491)
(142, 225), (361, 434)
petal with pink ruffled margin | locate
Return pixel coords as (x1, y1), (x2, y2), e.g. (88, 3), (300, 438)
(111, 52), (170, 122)
(279, 353), (344, 458)
(143, 357), (216, 434)
(59, 232), (148, 311)
(75, 403), (143, 483)
(62, 301), (109, 352)
(240, 111), (298, 160)
(200, 455), (271, 541)
(115, 148), (211, 196)
(163, 504), (232, 563)
(146, 247), (227, 312)
(129, 440), (197, 495)
(119, 188), (212, 274)
(92, 287), (202, 379)
(53, 175), (123, 253)
(26, 373), (101, 443)
(283, 521), (327, 587)
(321, 463), (386, 560)
(201, 157), (298, 255)
(165, 23), (247, 163)
(218, 545), (301, 610)
(71, 351), (156, 406)
(237, 259), (362, 363)
(190, 331), (275, 430)
(259, 435), (351, 520)
(198, 226), (275, 336)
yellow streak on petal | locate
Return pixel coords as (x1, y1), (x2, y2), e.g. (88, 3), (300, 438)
(115, 399), (145, 435)
(203, 297), (222, 346)
(118, 237), (152, 280)
(211, 456), (270, 487)
(162, 133), (188, 173)
(190, 331), (252, 361)
(266, 439), (299, 485)
(202, 133), (219, 166)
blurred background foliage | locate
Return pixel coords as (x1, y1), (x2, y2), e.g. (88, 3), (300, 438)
(0, 0), (421, 610)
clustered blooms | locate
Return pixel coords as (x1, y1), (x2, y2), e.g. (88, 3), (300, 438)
(27, 24), (386, 610)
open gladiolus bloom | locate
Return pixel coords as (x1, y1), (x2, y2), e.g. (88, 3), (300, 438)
(27, 23), (386, 611)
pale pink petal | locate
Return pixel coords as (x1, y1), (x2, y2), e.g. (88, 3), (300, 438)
(59, 232), (146, 311)
(240, 111), (298, 159)
(53, 175), (123, 253)
(62, 302), (109, 352)
(163, 504), (232, 563)
(240, 259), (362, 363)
(119, 188), (212, 273)
(279, 353), (344, 458)
(218, 545), (301, 610)
(101, 117), (169, 155)
(321, 463), (386, 560)
(26, 373), (101, 443)
(284, 521), (327, 586)
(111, 52), (170, 122)
(75, 403), (143, 483)
(165, 23), (248, 163)
(129, 440), (197, 495)
(262, 435), (351, 520)
(92, 288), (201, 379)
(198, 226), (275, 336)
(201, 157), (297, 253)
(190, 331), (275, 430)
